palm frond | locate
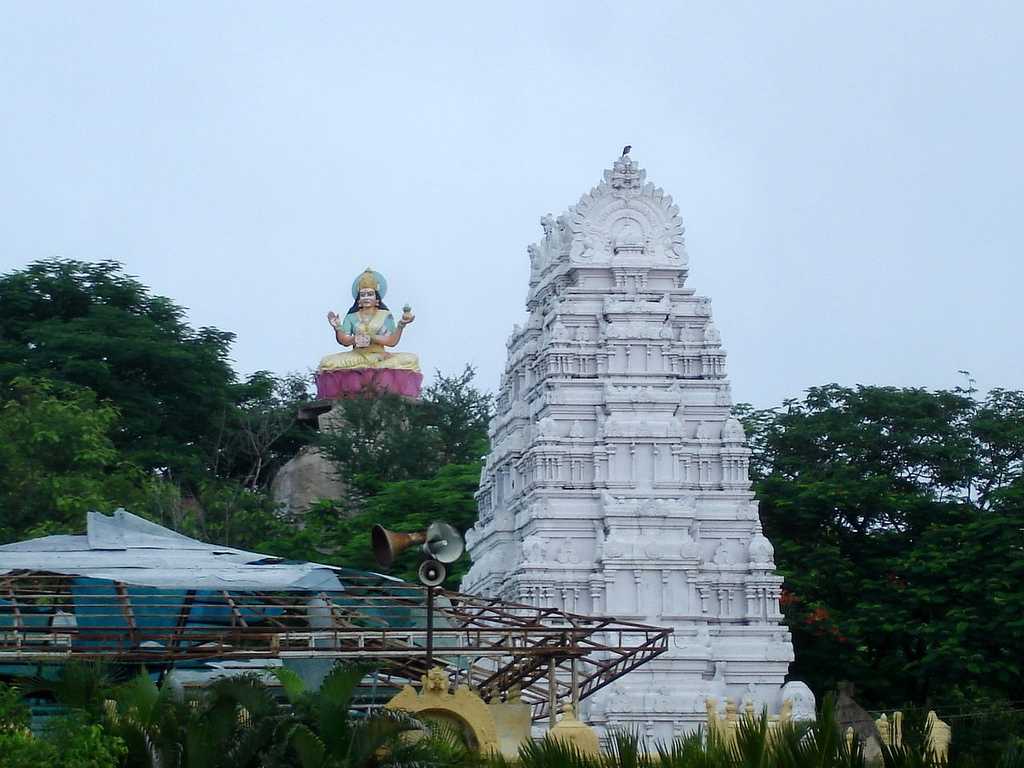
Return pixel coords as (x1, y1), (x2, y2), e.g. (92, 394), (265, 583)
(270, 666), (309, 706)
(287, 722), (327, 768)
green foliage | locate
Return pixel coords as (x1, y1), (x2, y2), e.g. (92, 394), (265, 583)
(295, 366), (491, 584)
(0, 729), (59, 768)
(271, 664), (446, 768)
(266, 462), (483, 583)
(422, 365), (494, 465)
(320, 389), (445, 490)
(214, 370), (315, 489)
(24, 661), (1024, 768)
(0, 682), (124, 768)
(0, 259), (237, 478)
(319, 366), (491, 493)
(0, 682), (30, 732)
(87, 669), (287, 768)
(44, 714), (127, 768)
(0, 378), (148, 540)
(736, 384), (1024, 730)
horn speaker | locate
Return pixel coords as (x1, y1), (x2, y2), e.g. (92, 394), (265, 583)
(418, 559), (447, 587)
(423, 522), (465, 564)
(371, 525), (426, 568)
(371, 523), (465, 568)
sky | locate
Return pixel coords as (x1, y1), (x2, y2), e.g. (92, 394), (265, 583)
(1, 2), (1021, 408)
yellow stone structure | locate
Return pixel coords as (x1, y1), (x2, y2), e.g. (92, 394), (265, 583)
(386, 667), (500, 755)
(874, 708), (950, 763)
(705, 696), (794, 746)
(548, 702), (601, 757)
(926, 710), (951, 764)
(488, 685), (533, 761)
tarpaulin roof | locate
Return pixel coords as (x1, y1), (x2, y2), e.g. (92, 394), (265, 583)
(0, 509), (344, 592)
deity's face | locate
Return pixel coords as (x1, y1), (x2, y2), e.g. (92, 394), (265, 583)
(357, 288), (378, 308)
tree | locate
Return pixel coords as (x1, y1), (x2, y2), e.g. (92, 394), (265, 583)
(49, 666), (286, 768)
(0, 378), (147, 541)
(318, 366), (492, 496)
(317, 390), (441, 493)
(0, 679), (125, 768)
(422, 365), (493, 465)
(285, 367), (492, 582)
(264, 462), (483, 584)
(0, 260), (237, 478)
(214, 370), (315, 489)
(738, 384), (1024, 711)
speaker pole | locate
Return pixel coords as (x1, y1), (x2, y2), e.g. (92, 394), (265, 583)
(426, 584), (435, 669)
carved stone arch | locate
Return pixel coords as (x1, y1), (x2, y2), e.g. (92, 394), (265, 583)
(386, 670), (500, 755)
(570, 167), (686, 266)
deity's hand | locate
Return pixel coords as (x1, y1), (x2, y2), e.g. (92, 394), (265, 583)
(400, 304), (415, 326)
(327, 311), (340, 328)
(354, 333), (371, 349)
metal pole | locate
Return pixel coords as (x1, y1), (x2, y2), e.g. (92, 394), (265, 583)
(548, 660), (558, 729)
(571, 656), (580, 711)
(426, 584), (434, 669)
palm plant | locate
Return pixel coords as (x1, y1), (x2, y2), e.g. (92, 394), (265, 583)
(101, 670), (286, 768)
(272, 664), (449, 768)
(653, 726), (730, 768)
(769, 696), (865, 768)
(510, 734), (603, 768)
(997, 740), (1024, 768)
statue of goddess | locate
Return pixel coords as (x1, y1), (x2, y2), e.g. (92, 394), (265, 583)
(318, 268), (420, 373)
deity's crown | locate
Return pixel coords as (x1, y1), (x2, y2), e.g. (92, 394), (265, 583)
(352, 267), (388, 299)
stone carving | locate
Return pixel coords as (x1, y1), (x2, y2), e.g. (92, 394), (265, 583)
(603, 529), (634, 560)
(536, 416), (559, 439)
(387, 668), (500, 756)
(462, 153), (796, 745)
(555, 539), (579, 564)
(712, 540), (735, 566)
(748, 524), (775, 567)
(780, 681), (816, 722)
(679, 528), (702, 560)
(523, 536), (547, 563)
(527, 244), (541, 276)
(722, 417), (746, 444)
(696, 421), (719, 442)
(703, 322), (722, 345)
(540, 213), (555, 240)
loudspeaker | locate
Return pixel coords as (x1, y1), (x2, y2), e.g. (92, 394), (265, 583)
(423, 522), (465, 564)
(371, 525), (426, 568)
(418, 559), (447, 587)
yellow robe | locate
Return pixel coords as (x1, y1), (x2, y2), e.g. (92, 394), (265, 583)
(317, 309), (420, 372)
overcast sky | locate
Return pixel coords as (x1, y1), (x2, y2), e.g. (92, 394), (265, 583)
(2, 2), (1021, 408)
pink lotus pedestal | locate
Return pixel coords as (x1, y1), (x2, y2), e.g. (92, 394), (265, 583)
(315, 369), (423, 399)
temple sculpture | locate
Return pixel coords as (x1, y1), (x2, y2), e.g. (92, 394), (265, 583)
(274, 267), (423, 515)
(461, 152), (810, 742)
(315, 267), (423, 398)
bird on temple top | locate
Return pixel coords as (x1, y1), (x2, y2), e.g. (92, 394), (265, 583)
(621, 144), (632, 156)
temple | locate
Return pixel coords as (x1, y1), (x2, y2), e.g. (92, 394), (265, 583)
(461, 152), (809, 741)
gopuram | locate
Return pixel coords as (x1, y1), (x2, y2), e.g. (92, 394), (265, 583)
(461, 152), (810, 741)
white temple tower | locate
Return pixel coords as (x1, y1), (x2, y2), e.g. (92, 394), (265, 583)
(461, 153), (802, 741)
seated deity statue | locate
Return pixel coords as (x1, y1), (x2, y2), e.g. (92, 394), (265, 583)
(315, 268), (422, 398)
